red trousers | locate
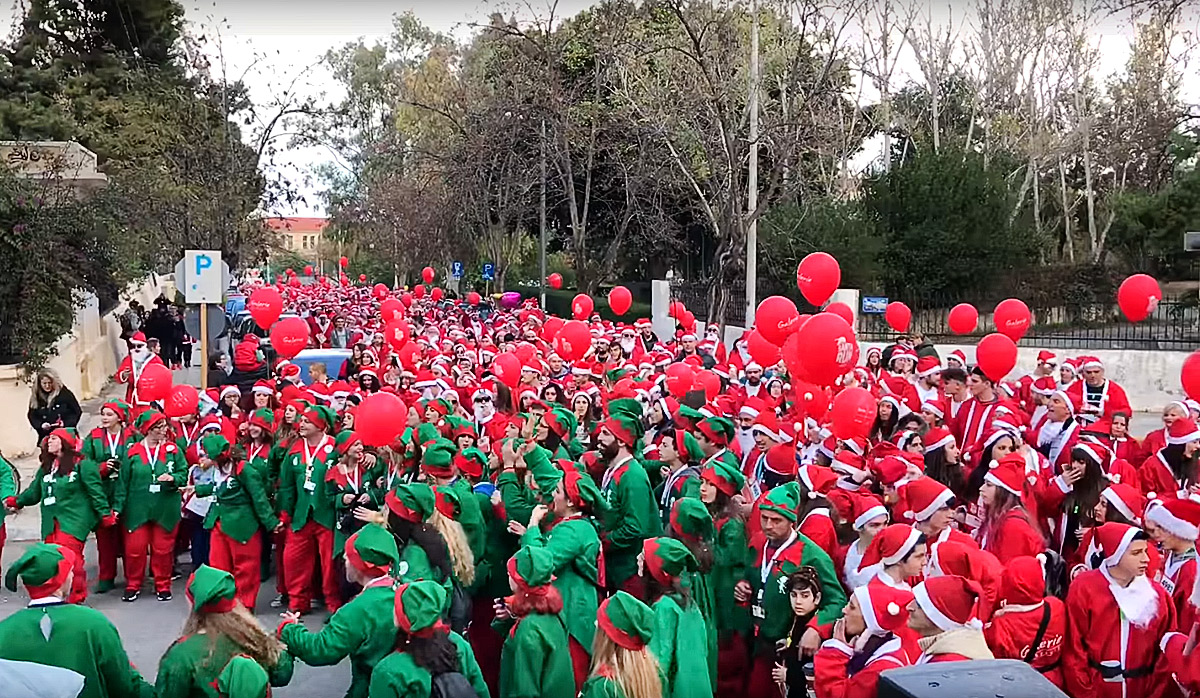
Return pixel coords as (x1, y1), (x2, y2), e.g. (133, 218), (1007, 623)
(124, 522), (177, 593)
(274, 528), (287, 594)
(569, 637), (590, 693)
(469, 596), (503, 698)
(46, 524), (87, 603)
(95, 523), (123, 583)
(716, 632), (751, 698)
(209, 523), (262, 610)
(283, 521), (339, 613)
(745, 651), (784, 698)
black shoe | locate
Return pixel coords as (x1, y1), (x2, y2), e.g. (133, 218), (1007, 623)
(270, 594), (287, 609)
(157, 590), (172, 602)
(122, 590), (139, 602)
(171, 568), (182, 581)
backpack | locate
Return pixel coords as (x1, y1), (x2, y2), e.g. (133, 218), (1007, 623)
(430, 671), (478, 698)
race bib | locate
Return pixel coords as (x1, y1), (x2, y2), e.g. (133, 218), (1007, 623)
(149, 484), (161, 494)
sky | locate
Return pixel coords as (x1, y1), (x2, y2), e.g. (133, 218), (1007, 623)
(2, 0), (1198, 216)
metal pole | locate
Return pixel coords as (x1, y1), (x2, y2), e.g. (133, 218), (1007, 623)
(539, 118), (548, 309)
(199, 304), (209, 390)
(745, 0), (760, 328)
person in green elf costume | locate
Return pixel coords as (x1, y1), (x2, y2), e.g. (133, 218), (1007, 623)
(242, 408), (276, 474)
(651, 428), (703, 526)
(279, 524), (399, 698)
(0, 543), (154, 698)
(81, 399), (133, 594)
(380, 483), (453, 594)
(212, 656), (271, 698)
(641, 537), (712, 698)
(421, 437), (485, 573)
(594, 403), (661, 598)
(735, 482), (845, 697)
(277, 404), (341, 614)
(694, 416), (740, 473)
(7, 427), (110, 603)
(494, 546), (575, 698)
(367, 579), (491, 698)
(541, 406), (583, 460)
(188, 434), (281, 610)
(325, 431), (379, 564)
(580, 591), (663, 698)
(0, 452), (16, 565)
(667, 497), (718, 688)
(115, 410), (188, 602)
(156, 565), (293, 698)
(267, 398), (305, 611)
(496, 436), (540, 529)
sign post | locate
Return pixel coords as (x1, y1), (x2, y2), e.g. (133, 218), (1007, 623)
(482, 262), (495, 297)
(176, 250), (226, 391)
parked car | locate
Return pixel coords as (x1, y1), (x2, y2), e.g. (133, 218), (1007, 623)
(290, 348), (352, 381)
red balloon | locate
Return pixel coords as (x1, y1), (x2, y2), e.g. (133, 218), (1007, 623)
(247, 287), (283, 329)
(400, 293), (414, 307)
(669, 300), (686, 319)
(553, 320), (591, 361)
(541, 317), (564, 341)
(829, 387), (877, 440)
(794, 381), (830, 423)
(823, 302), (854, 327)
(693, 369), (721, 401)
(754, 296), (800, 346)
(792, 313), (857, 386)
(746, 329), (782, 367)
(466, 291), (481, 305)
(164, 384), (199, 418)
(269, 317), (310, 359)
(993, 299), (1032, 341)
(948, 303), (978, 334)
(384, 319), (410, 351)
(286, 268), (296, 277)
(357, 393), (407, 447)
(572, 294), (594, 320)
(796, 252), (841, 306)
(136, 362), (173, 402)
(339, 276), (350, 287)
(547, 273), (563, 290)
(1182, 351), (1200, 402)
(413, 285), (426, 299)
(380, 298), (404, 323)
(885, 302), (912, 333)
(431, 287), (444, 302)
(358, 274), (367, 283)
(976, 333), (1018, 382)
(608, 286), (633, 316)
(664, 363), (695, 396)
(288, 277), (301, 288)
(1117, 274), (1161, 323)
(421, 266), (435, 284)
(304, 265), (313, 276)
(396, 343), (421, 370)
(680, 311), (696, 331)
(492, 352), (522, 388)
(514, 343), (537, 364)
(339, 256), (349, 268)
(371, 283), (387, 300)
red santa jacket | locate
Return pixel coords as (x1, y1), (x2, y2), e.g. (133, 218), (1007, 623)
(955, 397), (1004, 461)
(1161, 627), (1200, 696)
(814, 635), (910, 698)
(879, 373), (921, 413)
(1065, 379), (1133, 426)
(1158, 551), (1198, 633)
(115, 353), (165, 406)
(984, 598), (1067, 689)
(978, 508), (1046, 564)
(1141, 451), (1187, 500)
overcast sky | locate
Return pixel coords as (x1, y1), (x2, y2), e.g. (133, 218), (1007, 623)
(2, 1), (1197, 216)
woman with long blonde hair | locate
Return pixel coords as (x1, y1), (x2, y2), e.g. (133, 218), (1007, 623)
(582, 592), (663, 698)
(430, 486), (476, 587)
(26, 367), (81, 443)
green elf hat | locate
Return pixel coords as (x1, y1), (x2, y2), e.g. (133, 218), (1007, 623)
(670, 498), (714, 542)
(137, 410), (168, 436)
(507, 545), (556, 589)
(597, 591), (656, 650)
(544, 407), (578, 439)
(385, 483), (436, 523)
(344, 524), (400, 578)
(394, 580), (448, 637)
(605, 367), (630, 383)
(678, 405), (705, 423)
(523, 444), (563, 496)
(643, 537), (697, 586)
(600, 412), (643, 448)
(453, 447), (488, 479)
(421, 438), (458, 478)
(4, 543), (76, 598)
(415, 422), (440, 447)
(101, 399), (131, 423)
(761, 481), (802, 523)
(419, 397), (451, 417)
(696, 416), (735, 447)
(607, 398), (644, 421)
(672, 430), (703, 463)
(302, 405), (338, 432)
(562, 468), (605, 514)
(214, 655), (269, 698)
(334, 429), (362, 455)
(186, 564), (238, 614)
(200, 433), (232, 461)
(701, 459), (746, 497)
(247, 407), (275, 434)
(434, 485), (462, 520)
(444, 416), (477, 440)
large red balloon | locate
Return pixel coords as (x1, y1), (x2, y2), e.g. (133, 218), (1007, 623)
(608, 286), (632, 316)
(396, 343), (421, 370)
(829, 387), (877, 440)
(755, 296), (801, 346)
(304, 265), (313, 276)
(664, 363), (695, 396)
(357, 393), (407, 447)
(572, 294), (594, 320)
(514, 343), (537, 364)
(1182, 351), (1200, 402)
(384, 319), (410, 351)
(413, 285), (426, 299)
(1117, 274), (1161, 323)
(746, 329), (782, 367)
(541, 317), (564, 342)
(948, 303), (978, 334)
(339, 256), (349, 268)
(466, 291), (481, 305)
(669, 300), (686, 319)
(270, 317), (310, 359)
(372, 283), (390, 300)
(793, 313), (857, 385)
(247, 287), (283, 329)
(164, 385), (199, 418)
(796, 252), (841, 306)
(993, 299), (1032, 341)
(885, 302), (912, 333)
(492, 352), (523, 388)
(823, 302), (854, 327)
(547, 273), (563, 290)
(693, 369), (721, 401)
(431, 287), (444, 302)
(136, 362), (173, 402)
(976, 333), (1018, 382)
(781, 331), (812, 383)
(380, 298), (404, 322)
(421, 267), (435, 284)
(553, 320), (591, 361)
(400, 293), (414, 307)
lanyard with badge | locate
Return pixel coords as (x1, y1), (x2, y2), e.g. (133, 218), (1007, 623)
(302, 437), (329, 493)
(248, 444), (266, 463)
(146, 444), (164, 493)
(105, 429), (122, 459)
(753, 530), (797, 620)
(42, 465), (59, 506)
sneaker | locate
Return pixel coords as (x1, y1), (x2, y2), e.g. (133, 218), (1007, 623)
(270, 594), (288, 609)
(95, 580), (115, 594)
(157, 590), (172, 602)
(171, 568), (182, 581)
(121, 590), (139, 602)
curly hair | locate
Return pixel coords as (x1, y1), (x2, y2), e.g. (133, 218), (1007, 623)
(182, 604), (284, 667)
(427, 509), (475, 586)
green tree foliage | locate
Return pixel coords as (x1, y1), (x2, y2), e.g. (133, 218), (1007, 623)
(759, 199), (882, 302)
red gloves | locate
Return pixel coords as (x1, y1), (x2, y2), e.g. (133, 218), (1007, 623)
(3, 496), (16, 509)
(100, 511), (119, 528)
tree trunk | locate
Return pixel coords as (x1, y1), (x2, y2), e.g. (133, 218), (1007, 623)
(1058, 156), (1075, 263)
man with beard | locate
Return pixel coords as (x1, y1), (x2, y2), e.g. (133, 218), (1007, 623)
(675, 332), (714, 368)
(617, 327), (645, 363)
(731, 363), (766, 406)
(472, 386), (508, 453)
(114, 331), (166, 410)
(594, 400), (662, 599)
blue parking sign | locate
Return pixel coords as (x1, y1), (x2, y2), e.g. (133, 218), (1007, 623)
(451, 261), (464, 279)
(482, 262), (495, 281)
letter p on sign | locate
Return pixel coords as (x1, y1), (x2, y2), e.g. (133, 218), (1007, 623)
(183, 249), (223, 304)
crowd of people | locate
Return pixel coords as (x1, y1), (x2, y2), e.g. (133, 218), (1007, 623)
(2, 279), (1200, 698)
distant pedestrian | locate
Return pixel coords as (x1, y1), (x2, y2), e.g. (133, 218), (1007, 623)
(27, 368), (82, 443)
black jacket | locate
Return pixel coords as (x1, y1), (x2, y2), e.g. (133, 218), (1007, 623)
(27, 388), (82, 441)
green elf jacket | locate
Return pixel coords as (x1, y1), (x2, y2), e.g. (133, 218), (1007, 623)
(520, 516), (600, 651)
(0, 454), (19, 528)
(711, 516), (751, 637)
(598, 456), (661, 586)
(650, 594), (713, 698)
(579, 671), (630, 698)
(447, 477), (486, 564)
(156, 631), (294, 698)
(277, 435), (338, 531)
(281, 579), (397, 698)
(365, 631), (491, 698)
(0, 600), (154, 698)
(115, 440), (187, 532)
(649, 462), (700, 527)
(80, 426), (132, 512)
(684, 567), (718, 687)
(16, 460), (109, 540)
(497, 469), (537, 527)
(498, 611), (575, 698)
(194, 462), (280, 544)
(745, 530), (845, 651)
(325, 458), (380, 557)
(471, 485), (515, 599)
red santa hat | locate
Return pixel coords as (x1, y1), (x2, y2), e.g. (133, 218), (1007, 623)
(998, 555), (1048, 607)
(983, 453), (1026, 498)
(1036, 350), (1057, 365)
(750, 410), (781, 441)
(858, 524), (923, 571)
(921, 399), (947, 420)
(831, 450), (867, 479)
(1101, 483), (1146, 525)
(889, 347), (917, 365)
(854, 583), (914, 636)
(740, 396), (766, 419)
(1166, 418), (1200, 446)
(1094, 522), (1142, 568)
(913, 575), (985, 631)
(922, 427), (955, 453)
(129, 331), (148, 346)
(841, 436), (868, 457)
(251, 380), (274, 396)
(1145, 498), (1200, 542)
(916, 356), (942, 378)
(851, 492), (889, 531)
(1060, 358), (1079, 376)
(1032, 376), (1057, 396)
(797, 463), (839, 496)
(219, 385), (240, 400)
(1049, 390), (1076, 415)
(764, 443), (798, 477)
(1079, 356), (1104, 371)
(947, 348), (968, 366)
(904, 476), (956, 523)
(871, 456), (909, 488)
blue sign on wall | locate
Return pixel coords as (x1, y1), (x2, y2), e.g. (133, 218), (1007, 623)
(861, 296), (889, 314)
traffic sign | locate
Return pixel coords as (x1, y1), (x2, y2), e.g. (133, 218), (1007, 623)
(482, 262), (495, 281)
(175, 250), (231, 304)
(451, 261), (464, 279)
(184, 304), (228, 342)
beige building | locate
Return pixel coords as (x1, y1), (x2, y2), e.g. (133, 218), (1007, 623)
(266, 216), (329, 259)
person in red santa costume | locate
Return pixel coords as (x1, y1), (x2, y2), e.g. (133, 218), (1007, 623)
(1015, 351), (1059, 413)
(813, 583), (914, 698)
(1140, 417), (1200, 501)
(984, 555), (1067, 689)
(1029, 390), (1082, 473)
(879, 348), (921, 414)
(925, 540), (1003, 622)
(114, 331), (165, 410)
(975, 453), (1046, 563)
(1145, 401), (1191, 462)
(908, 574), (995, 663)
(1145, 497), (1200, 632)
(1066, 356), (1133, 427)
(905, 475), (977, 548)
(954, 367), (1005, 461)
